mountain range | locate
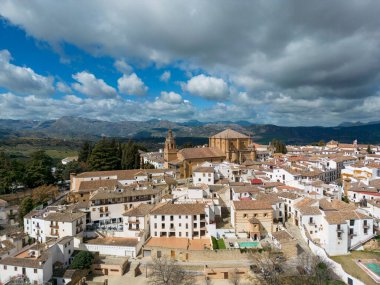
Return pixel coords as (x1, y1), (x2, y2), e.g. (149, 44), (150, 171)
(1, 116), (380, 145)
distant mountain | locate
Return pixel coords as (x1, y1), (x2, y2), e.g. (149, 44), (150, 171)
(338, 120), (380, 127)
(1, 116), (380, 144)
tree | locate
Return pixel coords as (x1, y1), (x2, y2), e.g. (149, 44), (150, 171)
(24, 151), (55, 188)
(367, 145), (372, 154)
(270, 139), (287, 154)
(56, 161), (87, 181)
(19, 197), (34, 225)
(148, 256), (195, 285)
(229, 268), (241, 285)
(78, 141), (92, 163)
(121, 140), (141, 170)
(250, 252), (285, 285)
(70, 251), (94, 269)
(293, 254), (336, 285)
(318, 140), (326, 147)
(87, 138), (121, 171)
(0, 152), (25, 194)
(32, 185), (59, 206)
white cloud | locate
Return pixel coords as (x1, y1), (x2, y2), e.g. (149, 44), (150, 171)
(114, 59), (133, 74)
(72, 71), (117, 98)
(0, 49), (54, 96)
(118, 73), (148, 96)
(2, 2), (380, 124)
(184, 74), (229, 100)
(56, 81), (72, 93)
(159, 91), (182, 104)
(160, 71), (171, 82)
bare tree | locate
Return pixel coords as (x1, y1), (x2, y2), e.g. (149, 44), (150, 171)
(148, 256), (195, 285)
(249, 252), (285, 285)
(229, 268), (241, 285)
(293, 253), (335, 285)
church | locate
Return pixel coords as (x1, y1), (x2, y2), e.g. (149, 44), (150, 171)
(164, 128), (256, 178)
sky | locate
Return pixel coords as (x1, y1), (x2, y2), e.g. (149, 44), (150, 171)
(0, 0), (380, 126)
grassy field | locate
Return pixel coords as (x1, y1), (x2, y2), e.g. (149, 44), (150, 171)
(0, 145), (78, 160)
(331, 250), (380, 285)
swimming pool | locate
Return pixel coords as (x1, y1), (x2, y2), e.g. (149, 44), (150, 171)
(238, 241), (259, 248)
(365, 263), (380, 277)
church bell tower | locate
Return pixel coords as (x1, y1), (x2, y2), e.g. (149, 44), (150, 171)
(164, 129), (178, 168)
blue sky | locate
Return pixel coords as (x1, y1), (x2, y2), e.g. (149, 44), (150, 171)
(0, 1), (380, 126)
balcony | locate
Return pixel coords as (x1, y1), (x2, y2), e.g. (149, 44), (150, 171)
(128, 219), (140, 224)
(50, 231), (59, 236)
(50, 224), (59, 229)
(363, 224), (370, 229)
(336, 228), (344, 233)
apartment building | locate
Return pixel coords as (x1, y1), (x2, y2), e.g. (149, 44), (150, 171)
(89, 186), (161, 227)
(150, 203), (214, 239)
(24, 207), (85, 242)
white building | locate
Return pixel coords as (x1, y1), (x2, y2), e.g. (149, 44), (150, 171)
(150, 203), (215, 239)
(193, 166), (215, 185)
(0, 237), (74, 285)
(24, 207), (85, 242)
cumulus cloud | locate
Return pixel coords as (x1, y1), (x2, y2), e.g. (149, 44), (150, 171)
(118, 73), (148, 96)
(1, 1), (380, 124)
(159, 91), (182, 104)
(72, 71), (117, 98)
(0, 49), (54, 96)
(114, 59), (133, 74)
(56, 81), (72, 93)
(160, 71), (171, 82)
(184, 74), (229, 100)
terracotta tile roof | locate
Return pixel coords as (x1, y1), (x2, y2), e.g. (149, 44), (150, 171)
(89, 188), (160, 200)
(178, 147), (225, 160)
(78, 179), (118, 191)
(76, 169), (170, 179)
(231, 186), (260, 194)
(210, 129), (249, 139)
(44, 211), (86, 222)
(193, 166), (214, 173)
(324, 210), (370, 225)
(123, 204), (155, 216)
(150, 203), (206, 215)
(233, 200), (272, 210)
(298, 206), (321, 216)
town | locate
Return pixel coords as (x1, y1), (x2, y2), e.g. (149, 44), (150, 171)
(0, 128), (379, 285)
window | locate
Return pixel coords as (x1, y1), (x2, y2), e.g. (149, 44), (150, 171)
(154, 223), (157, 229)
(264, 213), (268, 217)
(34, 269), (37, 273)
(243, 214), (248, 218)
(254, 214), (258, 217)
(14, 266), (17, 271)
(4, 265), (6, 269)
(350, 220), (355, 226)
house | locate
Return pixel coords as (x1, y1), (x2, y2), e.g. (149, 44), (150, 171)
(149, 203), (214, 239)
(24, 207), (85, 242)
(0, 237), (74, 285)
(230, 200), (273, 240)
(193, 166), (215, 185)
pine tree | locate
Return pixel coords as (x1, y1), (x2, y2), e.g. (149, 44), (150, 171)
(78, 141), (92, 163)
(87, 138), (121, 171)
(24, 151), (55, 188)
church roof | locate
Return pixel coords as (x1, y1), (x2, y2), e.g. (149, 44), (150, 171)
(210, 129), (249, 139)
(178, 147), (225, 160)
